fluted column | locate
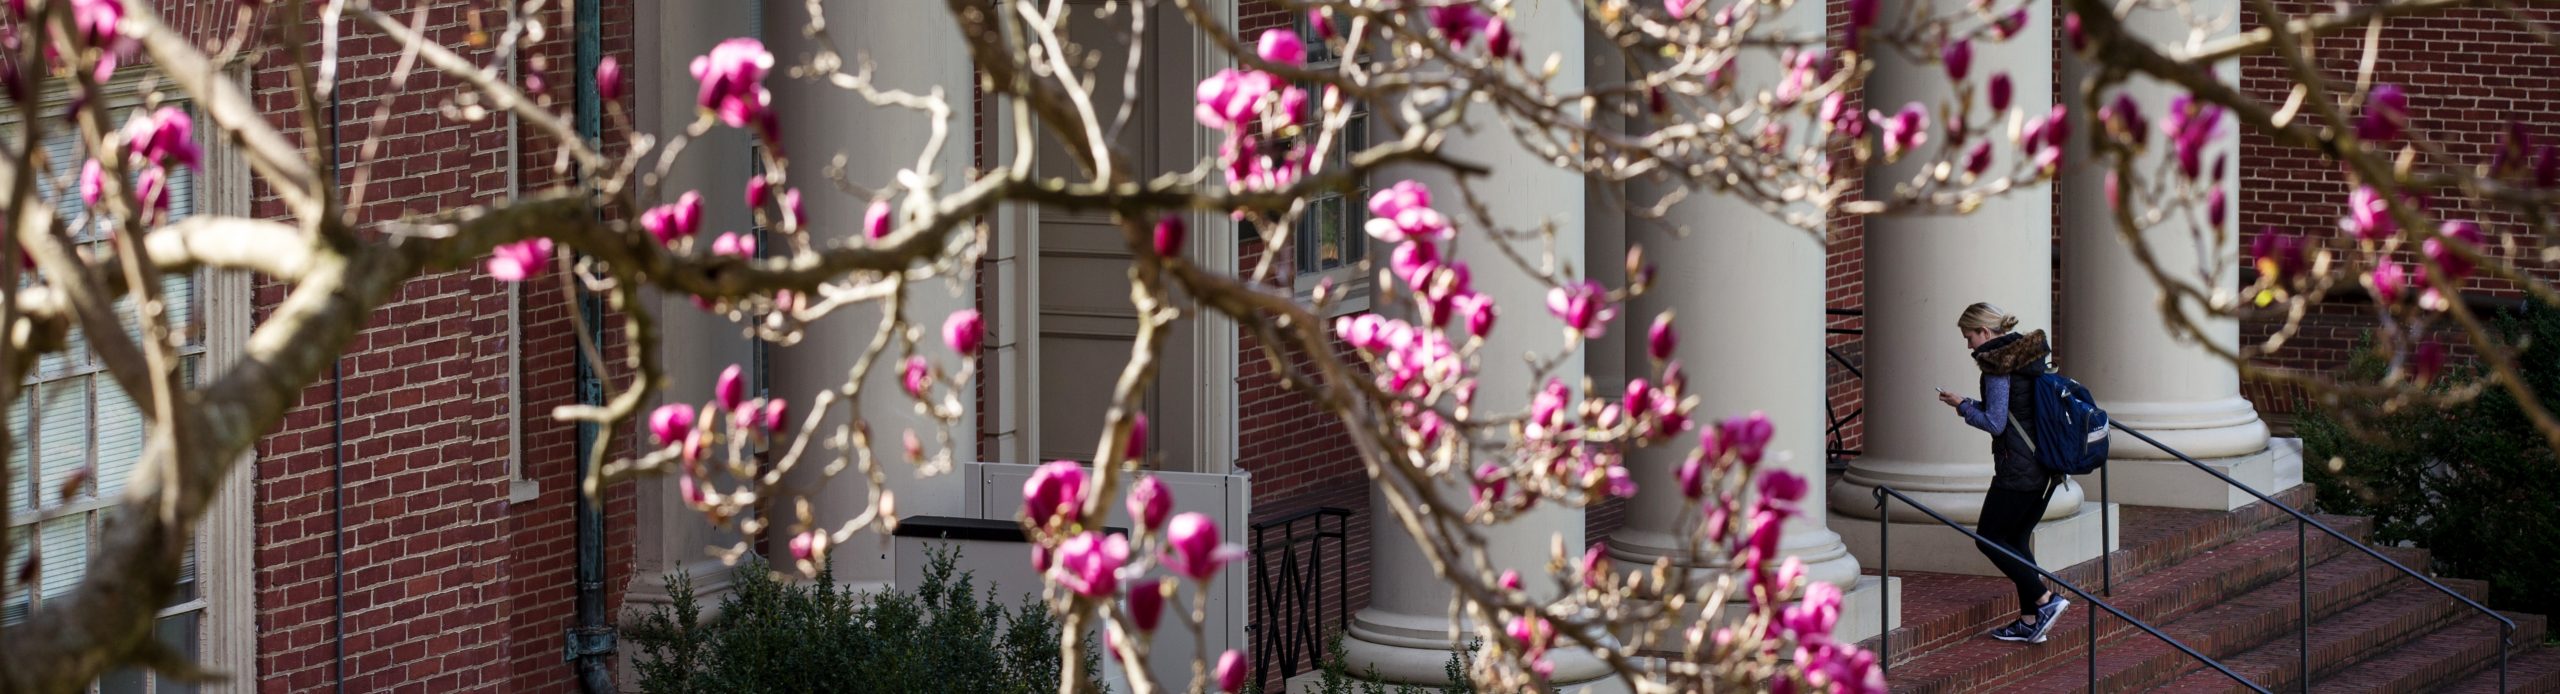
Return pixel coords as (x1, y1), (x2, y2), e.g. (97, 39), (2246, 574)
(1335, 1), (1609, 687)
(2059, 0), (2273, 510)
(1825, 1), (2119, 577)
(1609, 0), (1865, 622)
(763, 0), (977, 588)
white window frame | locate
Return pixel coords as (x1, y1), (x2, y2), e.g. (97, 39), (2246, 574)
(1287, 12), (1373, 317)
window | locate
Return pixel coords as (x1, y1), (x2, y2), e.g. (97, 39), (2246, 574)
(2, 103), (215, 694)
(1289, 14), (1372, 313)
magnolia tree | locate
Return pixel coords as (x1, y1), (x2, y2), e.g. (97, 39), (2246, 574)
(1, 0), (2553, 691)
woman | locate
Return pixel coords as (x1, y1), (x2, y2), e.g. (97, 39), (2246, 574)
(1935, 302), (2071, 644)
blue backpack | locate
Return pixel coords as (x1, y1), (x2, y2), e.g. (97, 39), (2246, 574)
(2005, 371), (2111, 475)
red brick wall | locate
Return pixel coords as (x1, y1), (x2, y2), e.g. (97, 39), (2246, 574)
(1825, 0), (1869, 466)
(240, 1), (638, 691)
(2234, 2), (2558, 414)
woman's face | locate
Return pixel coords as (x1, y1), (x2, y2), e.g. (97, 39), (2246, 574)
(1961, 327), (1994, 349)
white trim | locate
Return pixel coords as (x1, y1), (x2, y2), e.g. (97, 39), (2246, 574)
(1192, 0), (1241, 475)
(198, 75), (258, 691)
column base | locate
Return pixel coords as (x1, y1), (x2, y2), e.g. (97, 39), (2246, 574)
(1282, 668), (1631, 694)
(1830, 501), (2118, 577)
(1318, 612), (1624, 693)
(2072, 441), (2283, 511)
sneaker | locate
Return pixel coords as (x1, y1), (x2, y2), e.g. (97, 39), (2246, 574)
(1989, 620), (2038, 643)
(2029, 596), (2071, 643)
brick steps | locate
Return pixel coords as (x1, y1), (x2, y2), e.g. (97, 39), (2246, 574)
(1985, 548), (2432, 693)
(1859, 485), (2325, 665)
(2097, 572), (2469, 692)
(2293, 611), (2550, 694)
(1875, 514), (2374, 693)
(2442, 639), (2560, 693)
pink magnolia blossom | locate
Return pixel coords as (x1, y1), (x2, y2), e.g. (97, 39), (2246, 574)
(1484, 18), (1515, 60)
(711, 232), (757, 258)
(2207, 188), (2229, 228)
(1781, 580), (1844, 642)
(641, 192), (705, 246)
(1215, 650), (1247, 692)
(1023, 460), (1087, 527)
(1605, 463), (1637, 498)
(649, 404), (696, 446)
(72, 0), (122, 46)
(2371, 261), (2411, 304)
(864, 199), (893, 240)
(1647, 313), (1679, 360)
(943, 309), (985, 355)
(1988, 72), (2014, 112)
(1963, 141), (1994, 179)
(2251, 228), (2308, 281)
(2343, 185), (2395, 241)
(78, 159), (105, 208)
(1472, 463), (1509, 506)
(1720, 411), (1775, 466)
(1195, 68), (1280, 130)
(900, 355), (931, 398)
(1455, 292), (1497, 339)
(789, 531), (822, 561)
(1844, 0), (1877, 50)
(1163, 512), (1245, 581)
(1498, 569), (1523, 591)
(2412, 340), (2448, 383)
(690, 38), (775, 128)
(678, 475), (705, 505)
(761, 398), (791, 433)
(1873, 103), (1929, 160)
(1759, 468), (1809, 514)
(121, 107), (200, 170)
(2359, 84), (2410, 143)
(1529, 378), (1573, 440)
(1127, 475), (1172, 532)
(2065, 11), (2088, 51)
(1126, 411), (1149, 461)
(2162, 94), (2224, 179)
(1580, 543), (1610, 589)
(1366, 181), (1452, 243)
(1052, 531), (1129, 598)
(1428, 4), (1492, 48)
(1547, 280), (1615, 338)
(1941, 39), (1972, 81)
(1257, 28), (1305, 67)
(486, 238), (554, 283)
(745, 176), (769, 210)
(1128, 578), (1166, 632)
(1665, 0), (1698, 19)
(1390, 240), (1440, 285)
(782, 188), (804, 228)
(1309, 9), (1335, 41)
(2426, 219), (2486, 280)
(715, 364), (747, 411)
(1153, 215), (1187, 257)
(1336, 313), (1387, 352)
(1678, 450), (1710, 499)
(1993, 7), (2030, 40)
(597, 56), (624, 102)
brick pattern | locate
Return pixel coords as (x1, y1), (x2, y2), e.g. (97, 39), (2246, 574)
(1823, 0), (1868, 464)
(2234, 2), (2560, 385)
(240, 1), (638, 691)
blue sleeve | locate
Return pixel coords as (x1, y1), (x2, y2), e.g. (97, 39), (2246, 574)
(1957, 373), (2008, 434)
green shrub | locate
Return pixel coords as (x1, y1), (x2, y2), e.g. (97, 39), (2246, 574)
(625, 546), (1102, 694)
(2300, 303), (2560, 619)
(1297, 631), (1478, 694)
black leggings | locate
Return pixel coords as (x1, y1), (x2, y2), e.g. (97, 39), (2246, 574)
(1976, 486), (2054, 619)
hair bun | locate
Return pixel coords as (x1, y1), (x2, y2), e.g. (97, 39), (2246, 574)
(1998, 315), (2020, 332)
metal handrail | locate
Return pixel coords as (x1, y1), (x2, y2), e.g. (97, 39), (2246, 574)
(1247, 506), (1352, 691)
(1873, 485), (2270, 693)
(2109, 423), (2515, 692)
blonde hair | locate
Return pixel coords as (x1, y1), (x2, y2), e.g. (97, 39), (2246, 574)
(1957, 302), (2020, 334)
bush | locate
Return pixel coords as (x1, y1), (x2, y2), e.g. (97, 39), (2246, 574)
(2300, 303), (2560, 620)
(625, 546), (1102, 694)
(1295, 631), (1478, 694)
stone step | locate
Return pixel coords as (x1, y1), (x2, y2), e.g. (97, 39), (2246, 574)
(2303, 611), (2550, 694)
(1859, 485), (2330, 664)
(2441, 640), (2560, 693)
(2142, 580), (2526, 693)
(1876, 517), (2378, 693)
(1984, 548), (2434, 693)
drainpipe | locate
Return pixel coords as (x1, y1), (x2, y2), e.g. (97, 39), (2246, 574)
(327, 66), (349, 694)
(564, 1), (618, 690)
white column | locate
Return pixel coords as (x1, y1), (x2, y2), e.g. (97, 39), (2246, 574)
(626, 0), (758, 611)
(1334, 2), (1610, 687)
(1607, 0), (1887, 642)
(2058, 0), (2275, 511)
(763, 0), (977, 589)
(1827, 0), (2116, 576)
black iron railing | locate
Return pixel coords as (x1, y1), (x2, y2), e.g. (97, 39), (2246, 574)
(2109, 423), (2515, 692)
(1826, 308), (1864, 467)
(1873, 485), (2269, 693)
(1247, 506), (1352, 691)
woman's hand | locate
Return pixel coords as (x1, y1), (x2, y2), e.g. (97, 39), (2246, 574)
(1936, 390), (1964, 407)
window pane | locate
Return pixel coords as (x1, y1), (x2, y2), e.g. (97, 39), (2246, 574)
(93, 375), (143, 500)
(2, 525), (26, 625)
(97, 666), (146, 694)
(8, 397), (28, 517)
(156, 610), (201, 694)
(36, 378), (91, 501)
(37, 514), (84, 602)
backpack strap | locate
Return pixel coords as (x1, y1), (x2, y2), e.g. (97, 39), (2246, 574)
(2007, 412), (2035, 456)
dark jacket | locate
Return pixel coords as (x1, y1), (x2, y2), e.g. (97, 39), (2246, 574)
(1970, 330), (2055, 493)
